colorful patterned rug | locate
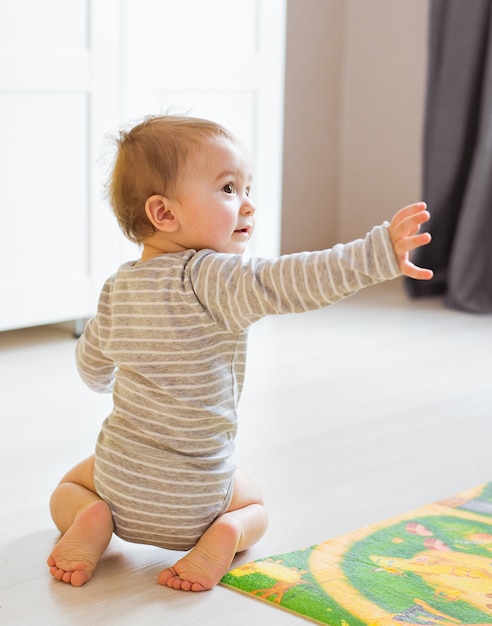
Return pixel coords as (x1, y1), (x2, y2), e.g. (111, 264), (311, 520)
(221, 483), (492, 625)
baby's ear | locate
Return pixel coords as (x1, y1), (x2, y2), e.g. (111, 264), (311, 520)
(144, 195), (179, 232)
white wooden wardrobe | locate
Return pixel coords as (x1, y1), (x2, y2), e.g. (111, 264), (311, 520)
(0, 0), (286, 331)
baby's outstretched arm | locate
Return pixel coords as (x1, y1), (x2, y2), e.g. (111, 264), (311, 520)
(388, 202), (433, 280)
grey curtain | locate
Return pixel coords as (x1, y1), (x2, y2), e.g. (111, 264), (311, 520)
(405, 0), (492, 312)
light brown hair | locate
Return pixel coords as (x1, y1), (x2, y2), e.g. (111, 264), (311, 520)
(107, 115), (238, 243)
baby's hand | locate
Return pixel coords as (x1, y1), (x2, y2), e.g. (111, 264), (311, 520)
(388, 202), (433, 280)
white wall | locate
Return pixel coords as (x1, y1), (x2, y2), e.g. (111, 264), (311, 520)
(281, 0), (429, 253)
(281, 0), (344, 254)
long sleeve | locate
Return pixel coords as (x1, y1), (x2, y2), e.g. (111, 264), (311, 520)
(76, 312), (116, 393)
(190, 223), (400, 333)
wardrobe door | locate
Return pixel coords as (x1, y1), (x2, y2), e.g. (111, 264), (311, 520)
(0, 1), (93, 330)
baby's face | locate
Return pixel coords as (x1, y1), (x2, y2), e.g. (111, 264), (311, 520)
(172, 137), (256, 254)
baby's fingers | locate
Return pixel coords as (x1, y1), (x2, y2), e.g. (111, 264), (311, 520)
(389, 203), (433, 280)
(393, 231), (433, 280)
(393, 231), (432, 257)
(390, 205), (431, 241)
(400, 260), (434, 281)
(390, 201), (427, 224)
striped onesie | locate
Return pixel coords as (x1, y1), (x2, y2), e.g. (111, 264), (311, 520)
(76, 223), (400, 551)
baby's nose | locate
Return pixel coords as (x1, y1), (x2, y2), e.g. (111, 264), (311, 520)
(241, 198), (256, 215)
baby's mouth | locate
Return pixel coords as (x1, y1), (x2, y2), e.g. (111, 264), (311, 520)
(234, 225), (251, 234)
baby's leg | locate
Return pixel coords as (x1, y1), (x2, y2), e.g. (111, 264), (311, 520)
(158, 468), (268, 592)
(47, 456), (114, 587)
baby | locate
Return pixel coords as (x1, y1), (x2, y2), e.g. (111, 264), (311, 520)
(47, 115), (433, 592)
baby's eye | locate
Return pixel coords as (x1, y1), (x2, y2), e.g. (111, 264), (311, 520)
(223, 183), (235, 194)
(245, 187), (251, 197)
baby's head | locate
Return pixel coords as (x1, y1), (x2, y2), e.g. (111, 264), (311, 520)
(108, 115), (240, 244)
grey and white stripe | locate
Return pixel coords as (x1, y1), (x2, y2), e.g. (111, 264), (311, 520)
(76, 223), (399, 550)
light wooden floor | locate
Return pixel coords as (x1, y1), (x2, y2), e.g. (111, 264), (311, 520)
(1, 279), (491, 625)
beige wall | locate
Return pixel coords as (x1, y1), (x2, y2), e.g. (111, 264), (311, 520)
(281, 0), (429, 253)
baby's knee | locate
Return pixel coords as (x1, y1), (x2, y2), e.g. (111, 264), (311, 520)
(57, 456), (97, 492)
(230, 468), (264, 510)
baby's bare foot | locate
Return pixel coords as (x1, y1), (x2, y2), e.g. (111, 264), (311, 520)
(158, 516), (241, 591)
(47, 500), (113, 587)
